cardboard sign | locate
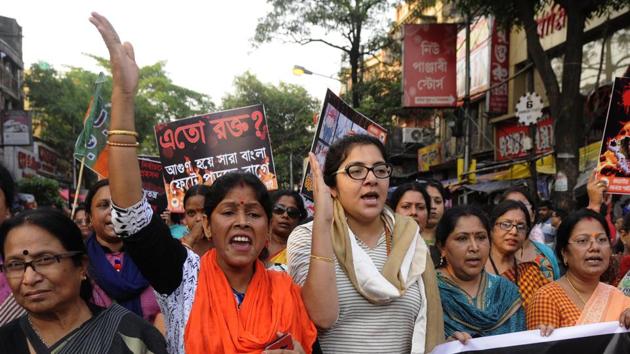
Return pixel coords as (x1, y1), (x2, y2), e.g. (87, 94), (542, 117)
(596, 77), (630, 194)
(300, 90), (387, 200)
(155, 105), (277, 212)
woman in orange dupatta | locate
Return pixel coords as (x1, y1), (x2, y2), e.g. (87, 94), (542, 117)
(90, 13), (316, 354)
(527, 209), (630, 336)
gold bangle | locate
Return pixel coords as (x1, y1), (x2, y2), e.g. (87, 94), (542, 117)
(310, 254), (334, 264)
(108, 130), (139, 138)
(106, 141), (139, 148)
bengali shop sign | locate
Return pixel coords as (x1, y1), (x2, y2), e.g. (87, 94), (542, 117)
(596, 77), (630, 194)
(2, 110), (32, 146)
(155, 104), (277, 212)
(402, 24), (457, 107)
(300, 90), (387, 200)
(495, 116), (554, 161)
(457, 17), (491, 98)
(488, 18), (509, 114)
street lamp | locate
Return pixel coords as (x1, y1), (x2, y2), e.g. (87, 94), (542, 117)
(292, 64), (342, 83)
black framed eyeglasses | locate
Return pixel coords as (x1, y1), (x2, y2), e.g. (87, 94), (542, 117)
(0, 251), (83, 278)
(333, 162), (393, 180)
(495, 221), (528, 234)
(272, 204), (301, 219)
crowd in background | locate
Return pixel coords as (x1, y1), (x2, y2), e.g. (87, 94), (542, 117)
(0, 12), (629, 354)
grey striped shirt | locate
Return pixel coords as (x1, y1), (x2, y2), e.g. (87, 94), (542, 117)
(288, 221), (422, 353)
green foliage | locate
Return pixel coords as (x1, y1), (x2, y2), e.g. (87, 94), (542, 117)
(254, 0), (398, 106)
(25, 57), (215, 157)
(17, 176), (64, 208)
(222, 72), (319, 189)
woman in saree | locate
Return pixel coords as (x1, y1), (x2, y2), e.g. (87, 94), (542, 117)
(527, 209), (630, 335)
(90, 13), (316, 354)
(287, 134), (444, 354)
(436, 206), (525, 343)
(500, 187), (560, 281)
(485, 200), (550, 308)
(0, 208), (166, 353)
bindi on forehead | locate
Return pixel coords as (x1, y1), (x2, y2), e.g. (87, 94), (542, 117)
(22, 250), (28, 256)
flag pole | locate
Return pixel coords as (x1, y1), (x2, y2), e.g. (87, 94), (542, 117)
(71, 156), (86, 219)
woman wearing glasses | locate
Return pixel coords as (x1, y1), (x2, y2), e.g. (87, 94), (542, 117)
(500, 187), (560, 281)
(485, 200), (550, 308)
(0, 208), (166, 353)
(288, 135), (444, 353)
(267, 191), (306, 269)
(527, 209), (630, 335)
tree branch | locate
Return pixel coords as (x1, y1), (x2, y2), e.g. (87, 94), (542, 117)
(293, 36), (352, 53)
(515, 1), (561, 112)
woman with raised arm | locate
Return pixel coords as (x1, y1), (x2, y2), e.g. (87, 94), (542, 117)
(90, 13), (316, 354)
(288, 135), (444, 354)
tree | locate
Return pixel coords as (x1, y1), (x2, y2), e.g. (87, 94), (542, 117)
(17, 175), (64, 208)
(26, 58), (215, 157)
(254, 0), (396, 107)
(440, 0), (629, 208)
(222, 72), (319, 189)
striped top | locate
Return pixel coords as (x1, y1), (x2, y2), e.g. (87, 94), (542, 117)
(288, 221), (422, 354)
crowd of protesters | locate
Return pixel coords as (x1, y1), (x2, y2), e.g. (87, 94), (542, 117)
(0, 12), (629, 354)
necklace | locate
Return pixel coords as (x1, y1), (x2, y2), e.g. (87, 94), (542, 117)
(565, 274), (588, 305)
(27, 315), (49, 347)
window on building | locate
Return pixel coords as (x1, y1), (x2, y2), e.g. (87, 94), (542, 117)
(551, 26), (630, 93)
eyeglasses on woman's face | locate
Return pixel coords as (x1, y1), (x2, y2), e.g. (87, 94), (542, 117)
(272, 204), (301, 219)
(333, 162), (393, 180)
(0, 251), (83, 279)
(568, 233), (610, 249)
(494, 220), (527, 234)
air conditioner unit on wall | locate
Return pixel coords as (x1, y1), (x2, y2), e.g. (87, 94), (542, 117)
(402, 127), (433, 144)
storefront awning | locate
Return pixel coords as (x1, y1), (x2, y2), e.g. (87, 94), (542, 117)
(463, 179), (528, 194)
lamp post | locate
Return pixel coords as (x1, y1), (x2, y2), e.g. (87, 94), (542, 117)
(292, 65), (342, 83)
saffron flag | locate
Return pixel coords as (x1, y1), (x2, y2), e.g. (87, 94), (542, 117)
(73, 73), (110, 178)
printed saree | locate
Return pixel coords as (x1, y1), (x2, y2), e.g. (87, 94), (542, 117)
(438, 271), (525, 338)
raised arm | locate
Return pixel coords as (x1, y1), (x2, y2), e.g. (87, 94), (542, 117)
(300, 153), (338, 328)
(90, 12), (142, 206)
(90, 13), (187, 294)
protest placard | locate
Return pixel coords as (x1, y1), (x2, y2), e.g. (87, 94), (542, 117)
(137, 155), (164, 204)
(431, 321), (630, 354)
(300, 90), (387, 200)
(596, 77), (630, 194)
(155, 105), (277, 212)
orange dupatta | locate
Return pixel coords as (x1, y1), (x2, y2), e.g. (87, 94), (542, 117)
(184, 249), (317, 354)
(577, 282), (630, 325)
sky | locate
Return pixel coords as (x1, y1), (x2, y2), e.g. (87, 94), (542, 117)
(2, 0), (346, 106)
